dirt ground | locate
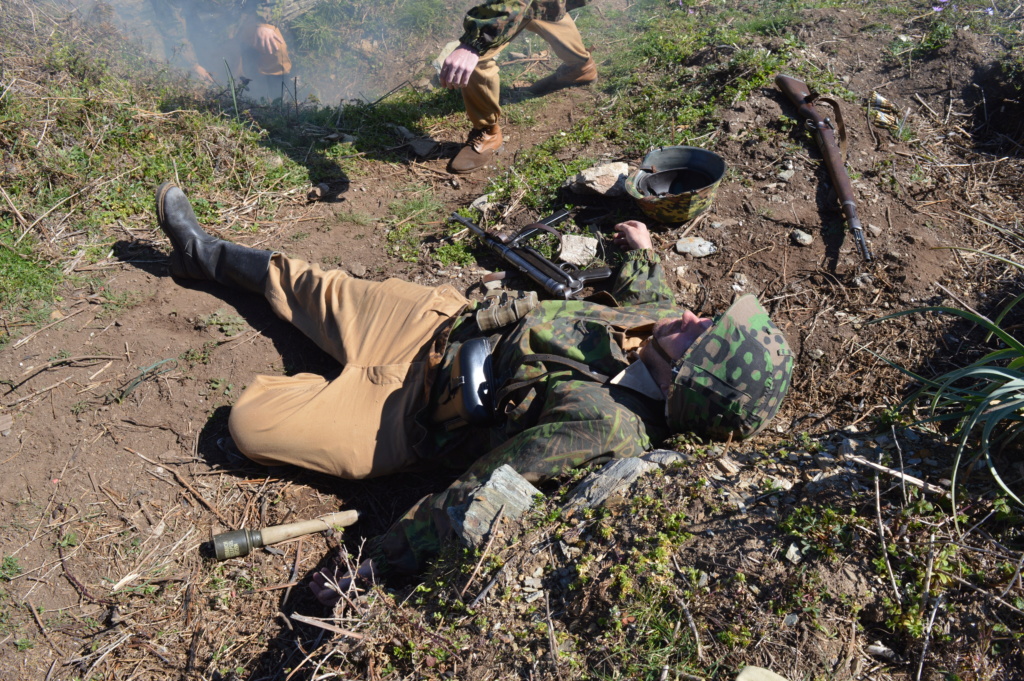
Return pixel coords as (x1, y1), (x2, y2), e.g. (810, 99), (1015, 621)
(2, 4), (1023, 681)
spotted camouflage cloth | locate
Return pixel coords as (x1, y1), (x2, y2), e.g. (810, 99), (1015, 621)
(459, 0), (589, 54)
(370, 249), (771, 578)
(667, 295), (793, 440)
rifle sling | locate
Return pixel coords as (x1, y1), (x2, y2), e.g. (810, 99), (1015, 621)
(812, 95), (848, 160)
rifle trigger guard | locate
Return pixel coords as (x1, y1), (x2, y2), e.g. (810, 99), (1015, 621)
(817, 96), (848, 160)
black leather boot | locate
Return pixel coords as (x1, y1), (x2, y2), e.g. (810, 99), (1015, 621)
(155, 183), (272, 294)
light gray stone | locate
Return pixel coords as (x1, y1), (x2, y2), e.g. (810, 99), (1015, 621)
(566, 162), (630, 196)
(675, 237), (717, 258)
(447, 464), (541, 548)
(564, 458), (658, 510)
(791, 229), (814, 246)
(558, 234), (599, 267)
(737, 666), (790, 681)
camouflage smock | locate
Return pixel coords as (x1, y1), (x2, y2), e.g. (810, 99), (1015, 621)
(459, 0), (589, 54)
(370, 249), (683, 577)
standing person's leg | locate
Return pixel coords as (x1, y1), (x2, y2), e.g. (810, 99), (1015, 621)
(526, 13), (596, 94)
(449, 42), (508, 174)
(228, 255), (468, 479)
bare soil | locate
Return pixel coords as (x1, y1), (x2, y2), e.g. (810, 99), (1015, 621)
(2, 5), (1023, 681)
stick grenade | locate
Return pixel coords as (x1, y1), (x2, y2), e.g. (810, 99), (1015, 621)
(211, 510), (359, 561)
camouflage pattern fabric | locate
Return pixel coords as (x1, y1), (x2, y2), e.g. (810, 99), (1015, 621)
(370, 248), (679, 577)
(625, 170), (722, 224)
(667, 295), (793, 440)
(460, 0), (589, 55)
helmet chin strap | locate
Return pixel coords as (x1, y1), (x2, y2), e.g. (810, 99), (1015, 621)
(647, 334), (681, 378)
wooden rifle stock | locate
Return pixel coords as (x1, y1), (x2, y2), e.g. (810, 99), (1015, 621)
(775, 74), (873, 262)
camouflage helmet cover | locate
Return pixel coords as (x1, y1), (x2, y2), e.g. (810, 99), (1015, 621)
(666, 295), (793, 441)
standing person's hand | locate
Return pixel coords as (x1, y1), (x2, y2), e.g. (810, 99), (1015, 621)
(439, 45), (480, 89)
(255, 24), (285, 54)
(613, 220), (654, 251)
(192, 63), (214, 83)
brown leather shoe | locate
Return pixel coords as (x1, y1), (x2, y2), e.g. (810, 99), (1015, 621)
(528, 57), (598, 95)
(449, 124), (504, 174)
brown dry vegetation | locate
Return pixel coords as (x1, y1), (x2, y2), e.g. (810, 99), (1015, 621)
(1, 0), (1024, 680)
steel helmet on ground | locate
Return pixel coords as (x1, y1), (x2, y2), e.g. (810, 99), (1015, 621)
(665, 294), (793, 440)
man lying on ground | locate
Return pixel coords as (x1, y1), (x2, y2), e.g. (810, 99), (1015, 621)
(153, 183), (794, 602)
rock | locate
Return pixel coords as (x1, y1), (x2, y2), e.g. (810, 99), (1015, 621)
(348, 263), (367, 278)
(783, 613), (799, 626)
(306, 183), (330, 202)
(737, 666), (791, 681)
(559, 234), (599, 267)
(565, 162), (629, 196)
(642, 449), (690, 466)
(675, 237), (717, 258)
(732, 272), (748, 290)
(564, 458), (658, 510)
(777, 168), (796, 182)
(853, 273), (874, 288)
(391, 124), (416, 141)
(407, 137), (439, 157)
(840, 438), (861, 457)
(447, 465), (541, 548)
(808, 348), (825, 361)
(470, 194), (494, 211)
(790, 229), (814, 246)
(716, 456), (740, 475)
(784, 543), (802, 564)
(710, 218), (739, 229)
(867, 223), (883, 237)
(0, 412), (11, 436)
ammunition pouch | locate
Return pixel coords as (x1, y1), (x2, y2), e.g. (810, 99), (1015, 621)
(475, 289), (539, 332)
(431, 337), (497, 430)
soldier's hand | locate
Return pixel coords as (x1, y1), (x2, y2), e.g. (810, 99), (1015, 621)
(192, 64), (214, 83)
(255, 24), (285, 54)
(440, 45), (480, 89)
(309, 558), (376, 608)
(613, 220), (654, 251)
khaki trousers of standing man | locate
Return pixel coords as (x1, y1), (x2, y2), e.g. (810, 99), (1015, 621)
(229, 255), (468, 479)
(462, 13), (591, 129)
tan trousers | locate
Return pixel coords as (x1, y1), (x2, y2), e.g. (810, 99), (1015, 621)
(463, 13), (591, 129)
(229, 255), (468, 479)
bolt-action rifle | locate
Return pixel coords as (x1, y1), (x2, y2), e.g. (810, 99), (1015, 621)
(450, 209), (613, 299)
(775, 74), (873, 262)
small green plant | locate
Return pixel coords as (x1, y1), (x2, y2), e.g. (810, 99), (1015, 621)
(57, 531), (79, 548)
(202, 310), (247, 337)
(14, 638), (34, 652)
(1, 556), (22, 581)
(180, 341), (220, 366)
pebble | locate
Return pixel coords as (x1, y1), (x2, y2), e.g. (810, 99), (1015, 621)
(675, 237), (717, 258)
(777, 169), (796, 182)
(808, 348), (825, 361)
(732, 273), (748, 290)
(783, 613), (799, 626)
(867, 223), (883, 237)
(853, 273), (874, 288)
(790, 229), (814, 246)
